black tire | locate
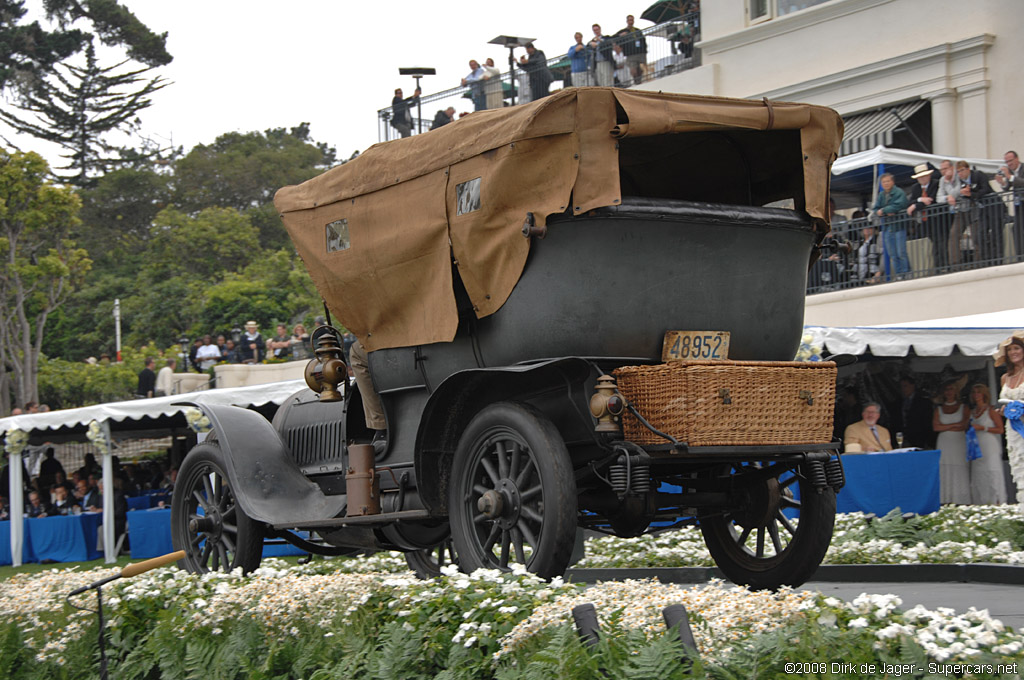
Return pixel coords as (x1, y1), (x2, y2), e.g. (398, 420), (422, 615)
(448, 402), (577, 579)
(699, 461), (835, 590)
(171, 442), (264, 574)
(405, 536), (458, 579)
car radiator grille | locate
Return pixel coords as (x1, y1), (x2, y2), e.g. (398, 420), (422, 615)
(284, 421), (346, 467)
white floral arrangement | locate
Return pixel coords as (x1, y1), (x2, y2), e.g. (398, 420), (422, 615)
(4, 428), (28, 455)
(794, 332), (823, 361)
(86, 420), (112, 456)
(183, 407), (212, 433)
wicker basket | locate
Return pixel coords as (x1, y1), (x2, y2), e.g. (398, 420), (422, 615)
(613, 360), (836, 446)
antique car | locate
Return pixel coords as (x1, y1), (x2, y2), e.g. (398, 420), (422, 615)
(171, 88), (846, 590)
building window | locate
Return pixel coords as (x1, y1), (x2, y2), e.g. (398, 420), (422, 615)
(777, 0), (832, 16)
(748, 0), (772, 22)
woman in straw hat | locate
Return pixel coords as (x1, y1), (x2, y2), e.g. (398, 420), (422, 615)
(996, 330), (1024, 508)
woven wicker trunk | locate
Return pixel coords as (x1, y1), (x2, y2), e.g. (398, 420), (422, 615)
(614, 360), (837, 446)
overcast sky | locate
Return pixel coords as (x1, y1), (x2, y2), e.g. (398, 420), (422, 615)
(9, 1), (651, 166)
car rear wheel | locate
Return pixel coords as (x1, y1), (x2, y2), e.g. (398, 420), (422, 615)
(171, 442), (264, 574)
(448, 402), (577, 579)
(699, 460), (835, 590)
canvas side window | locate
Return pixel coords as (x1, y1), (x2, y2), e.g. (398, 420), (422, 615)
(455, 177), (482, 216)
(326, 219), (350, 252)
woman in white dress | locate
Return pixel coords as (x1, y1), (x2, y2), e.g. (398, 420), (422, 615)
(996, 331), (1024, 509)
(933, 380), (970, 504)
(968, 384), (1007, 504)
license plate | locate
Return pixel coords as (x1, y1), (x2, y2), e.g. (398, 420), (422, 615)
(662, 331), (730, 361)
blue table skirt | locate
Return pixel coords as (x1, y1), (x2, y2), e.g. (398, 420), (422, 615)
(0, 514), (102, 565)
(837, 449), (941, 516)
(129, 508), (306, 560)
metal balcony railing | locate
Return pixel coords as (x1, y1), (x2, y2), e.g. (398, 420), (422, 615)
(377, 13), (702, 142)
(808, 189), (1024, 294)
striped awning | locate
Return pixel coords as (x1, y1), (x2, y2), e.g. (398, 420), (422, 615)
(839, 100), (927, 156)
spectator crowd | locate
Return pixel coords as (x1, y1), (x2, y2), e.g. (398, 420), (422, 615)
(394, 5), (702, 136)
(810, 151), (1024, 292)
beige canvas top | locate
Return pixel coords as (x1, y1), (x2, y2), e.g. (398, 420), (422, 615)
(275, 88), (843, 351)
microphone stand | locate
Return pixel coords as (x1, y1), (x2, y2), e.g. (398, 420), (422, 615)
(66, 550), (185, 679)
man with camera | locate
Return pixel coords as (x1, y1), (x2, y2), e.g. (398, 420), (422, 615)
(995, 150), (1024, 191)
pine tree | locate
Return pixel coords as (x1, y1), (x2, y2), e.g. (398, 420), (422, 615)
(0, 40), (167, 186)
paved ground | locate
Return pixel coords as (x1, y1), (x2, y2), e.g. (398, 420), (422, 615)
(803, 580), (1024, 631)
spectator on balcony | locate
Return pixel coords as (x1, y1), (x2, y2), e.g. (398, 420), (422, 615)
(616, 15), (648, 85)
(612, 42), (630, 86)
(850, 218), (883, 285)
(461, 60), (487, 111)
(994, 150), (1024, 191)
(872, 173), (910, 278)
(568, 32), (593, 87)
(390, 87), (421, 139)
(955, 160), (997, 265)
(483, 58), (503, 109)
(589, 24), (614, 87)
(936, 159), (964, 264)
(517, 43), (553, 102)
(906, 163), (942, 271)
(431, 107), (454, 131)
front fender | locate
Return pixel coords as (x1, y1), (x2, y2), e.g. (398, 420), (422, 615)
(181, 402), (346, 526)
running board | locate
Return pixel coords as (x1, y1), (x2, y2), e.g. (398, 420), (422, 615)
(272, 509), (432, 531)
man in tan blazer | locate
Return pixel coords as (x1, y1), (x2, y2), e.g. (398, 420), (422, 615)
(843, 402), (893, 452)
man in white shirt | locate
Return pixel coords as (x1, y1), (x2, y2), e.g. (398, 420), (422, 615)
(195, 335), (222, 371)
(155, 358), (176, 397)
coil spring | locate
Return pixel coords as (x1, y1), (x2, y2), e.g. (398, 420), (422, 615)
(805, 460), (828, 489)
(608, 463), (651, 494)
(630, 465), (650, 492)
(609, 464), (629, 494)
(825, 458), (845, 490)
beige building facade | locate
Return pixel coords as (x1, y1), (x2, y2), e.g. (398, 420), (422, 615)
(640, 0), (1024, 325)
(643, 0), (1021, 162)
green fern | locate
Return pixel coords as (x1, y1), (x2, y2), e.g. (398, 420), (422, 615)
(372, 621), (432, 680)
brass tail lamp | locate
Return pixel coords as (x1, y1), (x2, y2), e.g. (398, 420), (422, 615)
(589, 374), (625, 433)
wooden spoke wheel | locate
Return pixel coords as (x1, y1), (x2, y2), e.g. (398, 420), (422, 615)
(448, 402), (577, 579)
(171, 442), (264, 574)
(699, 461), (835, 590)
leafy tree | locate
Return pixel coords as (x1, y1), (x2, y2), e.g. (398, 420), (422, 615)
(173, 124), (337, 250)
(77, 165), (170, 260)
(0, 40), (167, 186)
(0, 150), (91, 411)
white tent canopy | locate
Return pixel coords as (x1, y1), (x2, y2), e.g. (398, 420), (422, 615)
(832, 145), (1004, 177)
(2, 379), (308, 568)
(805, 309), (1023, 357)
(0, 379), (306, 436)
